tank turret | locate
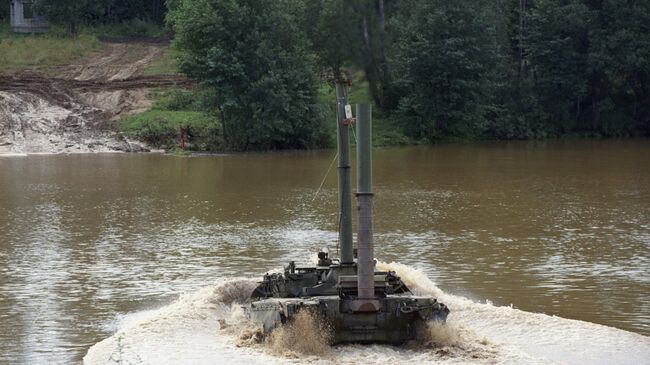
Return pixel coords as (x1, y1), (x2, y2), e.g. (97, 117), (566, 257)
(244, 82), (449, 344)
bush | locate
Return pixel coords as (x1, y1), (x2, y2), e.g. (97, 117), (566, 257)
(94, 19), (167, 38)
(121, 110), (219, 149)
(0, 0), (9, 22)
(121, 88), (224, 150)
(318, 73), (412, 147)
(170, 0), (330, 151)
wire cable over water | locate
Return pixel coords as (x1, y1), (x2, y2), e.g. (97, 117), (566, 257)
(311, 151), (338, 203)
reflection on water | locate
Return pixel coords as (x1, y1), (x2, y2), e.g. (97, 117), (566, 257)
(1, 140), (649, 364)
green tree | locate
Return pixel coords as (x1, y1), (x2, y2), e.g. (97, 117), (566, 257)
(0, 0), (9, 22)
(32, 1), (168, 35)
(103, 0), (166, 25)
(587, 0), (650, 135)
(301, 0), (359, 79)
(527, 0), (592, 134)
(486, 0), (548, 139)
(33, 0), (109, 35)
(525, 0), (650, 136)
(388, 0), (502, 141)
(303, 0), (397, 107)
(350, 0), (385, 107)
(169, 0), (330, 150)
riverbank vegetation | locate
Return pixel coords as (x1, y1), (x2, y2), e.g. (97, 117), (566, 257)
(124, 75), (411, 152)
(2, 0), (648, 151)
(306, 0), (650, 141)
(167, 0), (650, 150)
(120, 89), (218, 151)
(170, 0), (331, 151)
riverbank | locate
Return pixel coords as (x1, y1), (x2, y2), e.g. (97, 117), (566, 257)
(2, 25), (646, 156)
(0, 26), (191, 155)
(118, 72), (413, 152)
(0, 25), (100, 75)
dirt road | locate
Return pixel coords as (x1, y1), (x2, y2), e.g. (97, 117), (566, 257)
(0, 39), (190, 155)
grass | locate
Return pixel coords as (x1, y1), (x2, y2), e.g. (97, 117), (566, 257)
(0, 19), (169, 75)
(0, 23), (100, 74)
(143, 48), (178, 76)
(121, 109), (209, 141)
(124, 78), (413, 152)
(120, 89), (221, 151)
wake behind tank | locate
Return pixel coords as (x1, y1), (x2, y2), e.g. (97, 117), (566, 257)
(244, 82), (449, 344)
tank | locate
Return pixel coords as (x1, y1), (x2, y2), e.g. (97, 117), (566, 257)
(244, 82), (449, 344)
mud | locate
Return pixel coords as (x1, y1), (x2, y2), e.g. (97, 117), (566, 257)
(0, 39), (190, 155)
(60, 42), (169, 81)
(266, 310), (333, 357)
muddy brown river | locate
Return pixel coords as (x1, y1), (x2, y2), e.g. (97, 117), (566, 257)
(1, 140), (649, 364)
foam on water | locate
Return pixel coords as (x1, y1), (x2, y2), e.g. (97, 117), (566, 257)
(84, 264), (650, 365)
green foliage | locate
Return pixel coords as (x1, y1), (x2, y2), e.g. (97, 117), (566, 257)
(121, 110), (214, 148)
(318, 75), (411, 146)
(93, 19), (167, 38)
(587, 0), (650, 135)
(523, 0), (650, 137)
(0, 0), (9, 22)
(154, 88), (203, 111)
(32, 0), (168, 36)
(528, 0), (592, 132)
(388, 0), (501, 142)
(304, 0), (650, 141)
(103, 0), (166, 25)
(169, 0), (330, 151)
(301, 0), (360, 78)
(121, 89), (220, 150)
(307, 0), (391, 106)
(5, 0), (648, 149)
(33, 0), (107, 35)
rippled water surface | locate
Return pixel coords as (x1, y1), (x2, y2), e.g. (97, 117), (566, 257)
(1, 140), (649, 364)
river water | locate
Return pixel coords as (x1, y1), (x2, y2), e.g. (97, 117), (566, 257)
(1, 140), (649, 364)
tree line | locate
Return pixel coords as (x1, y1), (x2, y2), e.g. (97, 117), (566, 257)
(306, 0), (650, 141)
(0, 0), (167, 35)
(170, 0), (649, 149)
(4, 0), (649, 149)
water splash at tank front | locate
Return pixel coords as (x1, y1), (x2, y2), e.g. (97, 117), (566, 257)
(83, 263), (650, 365)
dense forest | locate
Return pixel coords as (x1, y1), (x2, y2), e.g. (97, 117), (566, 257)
(2, 0), (649, 149)
(173, 0), (650, 148)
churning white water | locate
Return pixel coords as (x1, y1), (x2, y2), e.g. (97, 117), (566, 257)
(83, 262), (650, 365)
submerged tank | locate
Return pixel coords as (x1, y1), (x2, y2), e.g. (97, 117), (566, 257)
(244, 82), (449, 344)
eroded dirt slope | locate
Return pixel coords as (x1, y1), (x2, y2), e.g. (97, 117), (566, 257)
(0, 39), (189, 155)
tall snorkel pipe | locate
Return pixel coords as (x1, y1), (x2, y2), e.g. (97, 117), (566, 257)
(356, 104), (375, 302)
(336, 81), (354, 265)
